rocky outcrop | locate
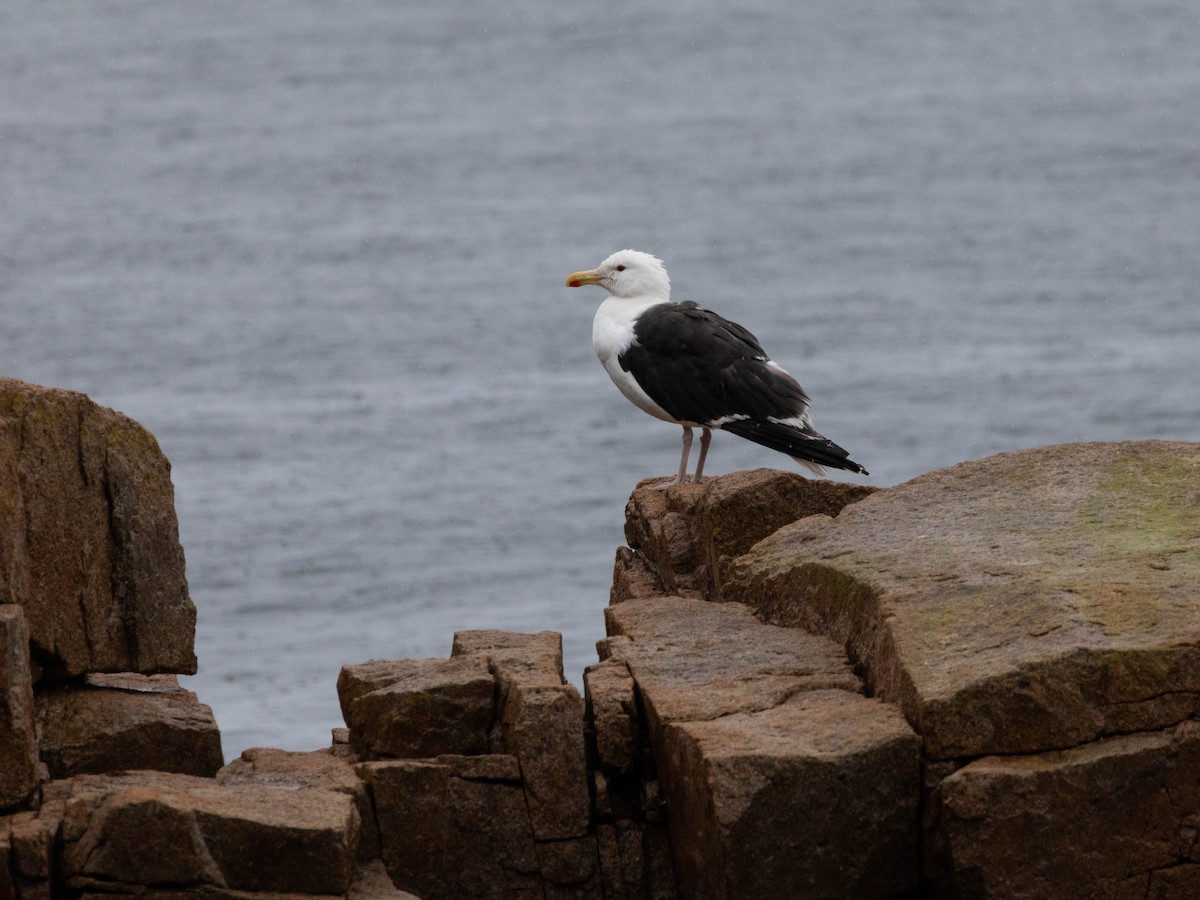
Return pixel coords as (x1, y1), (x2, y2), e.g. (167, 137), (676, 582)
(599, 596), (919, 899)
(0, 605), (38, 809)
(661, 442), (1200, 897)
(0, 380), (405, 899)
(0, 377), (196, 677)
(615, 467), (875, 603)
(721, 443), (1200, 762)
(37, 674), (222, 779)
(345, 631), (600, 899)
(1, 381), (214, 815)
(51, 770), (360, 895)
(5, 376), (1198, 898)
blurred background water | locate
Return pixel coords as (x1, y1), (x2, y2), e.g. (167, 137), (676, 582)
(2, 0), (1196, 758)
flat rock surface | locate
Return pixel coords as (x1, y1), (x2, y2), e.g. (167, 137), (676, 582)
(603, 596), (860, 734)
(723, 441), (1200, 758)
(451, 629), (565, 687)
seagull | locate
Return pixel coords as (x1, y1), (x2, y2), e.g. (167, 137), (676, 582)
(566, 249), (868, 484)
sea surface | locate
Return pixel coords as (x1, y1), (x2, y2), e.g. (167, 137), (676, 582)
(2, 0), (1196, 759)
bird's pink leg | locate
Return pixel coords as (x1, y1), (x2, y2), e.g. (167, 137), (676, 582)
(693, 427), (712, 482)
(675, 426), (693, 484)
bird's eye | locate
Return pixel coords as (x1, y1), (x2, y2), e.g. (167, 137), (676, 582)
(615, 265), (626, 272)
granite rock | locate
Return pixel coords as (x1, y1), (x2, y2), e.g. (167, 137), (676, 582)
(0, 378), (196, 676)
(602, 596), (860, 739)
(602, 595), (918, 899)
(723, 441), (1200, 759)
(619, 468), (874, 601)
(217, 747), (379, 861)
(0, 606), (37, 809)
(454, 631), (591, 843)
(938, 720), (1200, 898)
(362, 755), (541, 900)
(337, 656), (494, 760)
(663, 690), (920, 900)
(51, 770), (359, 895)
(584, 658), (639, 777)
(37, 674), (222, 779)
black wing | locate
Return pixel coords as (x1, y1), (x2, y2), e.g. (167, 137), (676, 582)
(620, 301), (810, 426)
(620, 302), (868, 476)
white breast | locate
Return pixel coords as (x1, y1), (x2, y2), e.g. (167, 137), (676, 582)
(592, 296), (680, 424)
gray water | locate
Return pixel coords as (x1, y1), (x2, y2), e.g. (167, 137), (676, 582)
(2, 1), (1196, 759)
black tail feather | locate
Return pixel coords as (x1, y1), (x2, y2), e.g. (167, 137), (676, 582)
(721, 419), (869, 476)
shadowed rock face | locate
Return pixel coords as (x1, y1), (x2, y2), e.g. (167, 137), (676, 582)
(723, 441), (1200, 760)
(0, 378), (196, 676)
(0, 606), (37, 808)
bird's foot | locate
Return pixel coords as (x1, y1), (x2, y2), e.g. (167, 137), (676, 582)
(649, 475), (705, 491)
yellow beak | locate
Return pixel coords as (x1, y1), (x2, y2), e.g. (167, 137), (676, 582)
(565, 268), (604, 288)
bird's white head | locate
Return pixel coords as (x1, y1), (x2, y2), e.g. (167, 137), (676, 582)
(565, 249), (671, 301)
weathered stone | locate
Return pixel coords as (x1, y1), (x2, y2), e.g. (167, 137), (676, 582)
(584, 659), (639, 776)
(610, 545), (664, 604)
(938, 720), (1200, 899)
(75, 890), (345, 899)
(504, 680), (590, 841)
(9, 815), (51, 878)
(600, 593), (917, 898)
(723, 441), (1200, 759)
(337, 656), (494, 759)
(451, 628), (565, 686)
(621, 469), (874, 601)
(622, 483), (706, 598)
(0, 377), (196, 676)
(537, 836), (602, 897)
(455, 630), (591, 842)
(662, 690), (919, 900)
(0, 826), (11, 900)
(603, 596), (860, 738)
(52, 771), (358, 895)
(595, 824), (625, 900)
(1, 809), (57, 900)
(0, 420), (32, 636)
(688, 469), (875, 589)
(362, 755), (542, 900)
(37, 675), (223, 779)
(217, 747), (379, 861)
(348, 859), (423, 899)
(0, 606), (38, 809)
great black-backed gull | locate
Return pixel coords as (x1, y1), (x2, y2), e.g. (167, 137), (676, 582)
(566, 249), (868, 484)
